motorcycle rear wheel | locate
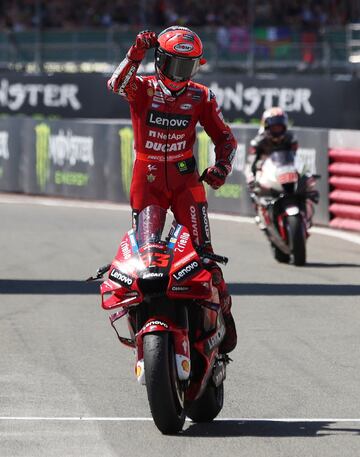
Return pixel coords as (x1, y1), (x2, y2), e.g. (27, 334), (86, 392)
(185, 382), (224, 423)
(143, 332), (185, 434)
(287, 214), (306, 266)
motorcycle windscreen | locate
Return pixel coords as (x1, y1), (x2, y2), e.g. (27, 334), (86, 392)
(136, 205), (167, 247)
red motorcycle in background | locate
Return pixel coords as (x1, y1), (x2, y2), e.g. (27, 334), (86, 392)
(250, 150), (319, 266)
(88, 205), (229, 434)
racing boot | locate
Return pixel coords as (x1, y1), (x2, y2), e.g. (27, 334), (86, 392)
(208, 264), (237, 354)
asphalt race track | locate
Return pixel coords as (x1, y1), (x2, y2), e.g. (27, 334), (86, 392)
(1, 195), (360, 457)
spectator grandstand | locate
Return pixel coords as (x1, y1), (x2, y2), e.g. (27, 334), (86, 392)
(0, 0), (359, 29)
(0, 0), (359, 74)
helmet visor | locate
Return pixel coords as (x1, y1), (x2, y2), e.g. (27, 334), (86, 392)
(266, 115), (287, 137)
(269, 124), (286, 137)
(155, 49), (201, 82)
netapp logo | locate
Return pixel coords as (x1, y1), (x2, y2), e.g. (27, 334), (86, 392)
(109, 268), (133, 287)
(147, 110), (191, 130)
(173, 261), (200, 281)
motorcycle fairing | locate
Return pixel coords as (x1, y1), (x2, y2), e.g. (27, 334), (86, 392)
(167, 223), (212, 300)
(257, 150), (298, 193)
(101, 223), (212, 311)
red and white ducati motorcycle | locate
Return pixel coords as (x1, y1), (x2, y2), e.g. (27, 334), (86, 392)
(250, 150), (319, 266)
(89, 205), (229, 434)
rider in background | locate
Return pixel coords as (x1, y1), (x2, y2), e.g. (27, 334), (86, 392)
(107, 26), (237, 353)
(249, 107), (298, 178)
(248, 107), (317, 227)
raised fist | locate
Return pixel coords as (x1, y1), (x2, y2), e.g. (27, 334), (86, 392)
(135, 30), (158, 50)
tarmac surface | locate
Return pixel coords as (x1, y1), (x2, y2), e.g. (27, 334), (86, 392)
(1, 195), (360, 457)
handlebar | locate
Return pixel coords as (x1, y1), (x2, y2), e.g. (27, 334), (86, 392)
(198, 250), (229, 265)
(86, 263), (111, 281)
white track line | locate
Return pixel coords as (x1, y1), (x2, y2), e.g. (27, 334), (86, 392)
(1, 193), (360, 246)
(0, 416), (360, 422)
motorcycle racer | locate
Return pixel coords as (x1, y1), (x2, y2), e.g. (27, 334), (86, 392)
(249, 107), (298, 177)
(107, 26), (237, 353)
(248, 107), (318, 227)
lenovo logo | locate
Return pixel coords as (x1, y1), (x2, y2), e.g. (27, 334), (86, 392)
(172, 261), (200, 281)
(147, 110), (191, 130)
(109, 268), (133, 287)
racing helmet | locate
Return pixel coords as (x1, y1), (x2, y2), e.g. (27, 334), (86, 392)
(155, 26), (207, 92)
(261, 107), (288, 140)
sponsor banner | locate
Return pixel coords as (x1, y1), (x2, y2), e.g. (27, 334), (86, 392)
(21, 119), (108, 199)
(199, 74), (360, 130)
(293, 128), (329, 225)
(0, 119), (22, 191)
(0, 72), (360, 129)
(0, 117), (328, 224)
(0, 73), (103, 117)
(0, 117), (134, 203)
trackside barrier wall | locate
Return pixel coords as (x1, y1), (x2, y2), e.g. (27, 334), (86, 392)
(0, 117), (333, 226)
(0, 72), (360, 129)
(329, 130), (360, 232)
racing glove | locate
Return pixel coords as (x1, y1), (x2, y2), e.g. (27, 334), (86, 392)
(200, 161), (231, 190)
(128, 30), (158, 61)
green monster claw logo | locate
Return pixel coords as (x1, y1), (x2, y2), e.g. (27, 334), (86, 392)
(119, 127), (134, 198)
(35, 123), (51, 190)
(197, 130), (211, 193)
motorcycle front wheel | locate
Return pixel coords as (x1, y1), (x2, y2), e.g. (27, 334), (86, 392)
(271, 242), (290, 264)
(185, 382), (224, 423)
(143, 332), (185, 434)
(287, 214), (306, 266)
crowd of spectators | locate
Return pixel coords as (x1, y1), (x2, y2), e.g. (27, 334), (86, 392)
(0, 0), (359, 32)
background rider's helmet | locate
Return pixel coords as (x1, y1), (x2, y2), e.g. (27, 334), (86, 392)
(155, 26), (207, 92)
(261, 107), (288, 141)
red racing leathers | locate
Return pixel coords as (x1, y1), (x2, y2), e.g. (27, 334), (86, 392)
(107, 44), (238, 352)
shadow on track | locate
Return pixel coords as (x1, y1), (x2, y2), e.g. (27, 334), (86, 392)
(1, 280), (360, 296)
(228, 283), (360, 296)
(305, 262), (360, 268)
(0, 279), (99, 295)
(182, 420), (360, 437)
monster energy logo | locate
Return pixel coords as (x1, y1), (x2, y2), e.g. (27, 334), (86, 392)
(119, 127), (134, 198)
(35, 123), (92, 190)
(35, 123), (50, 190)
